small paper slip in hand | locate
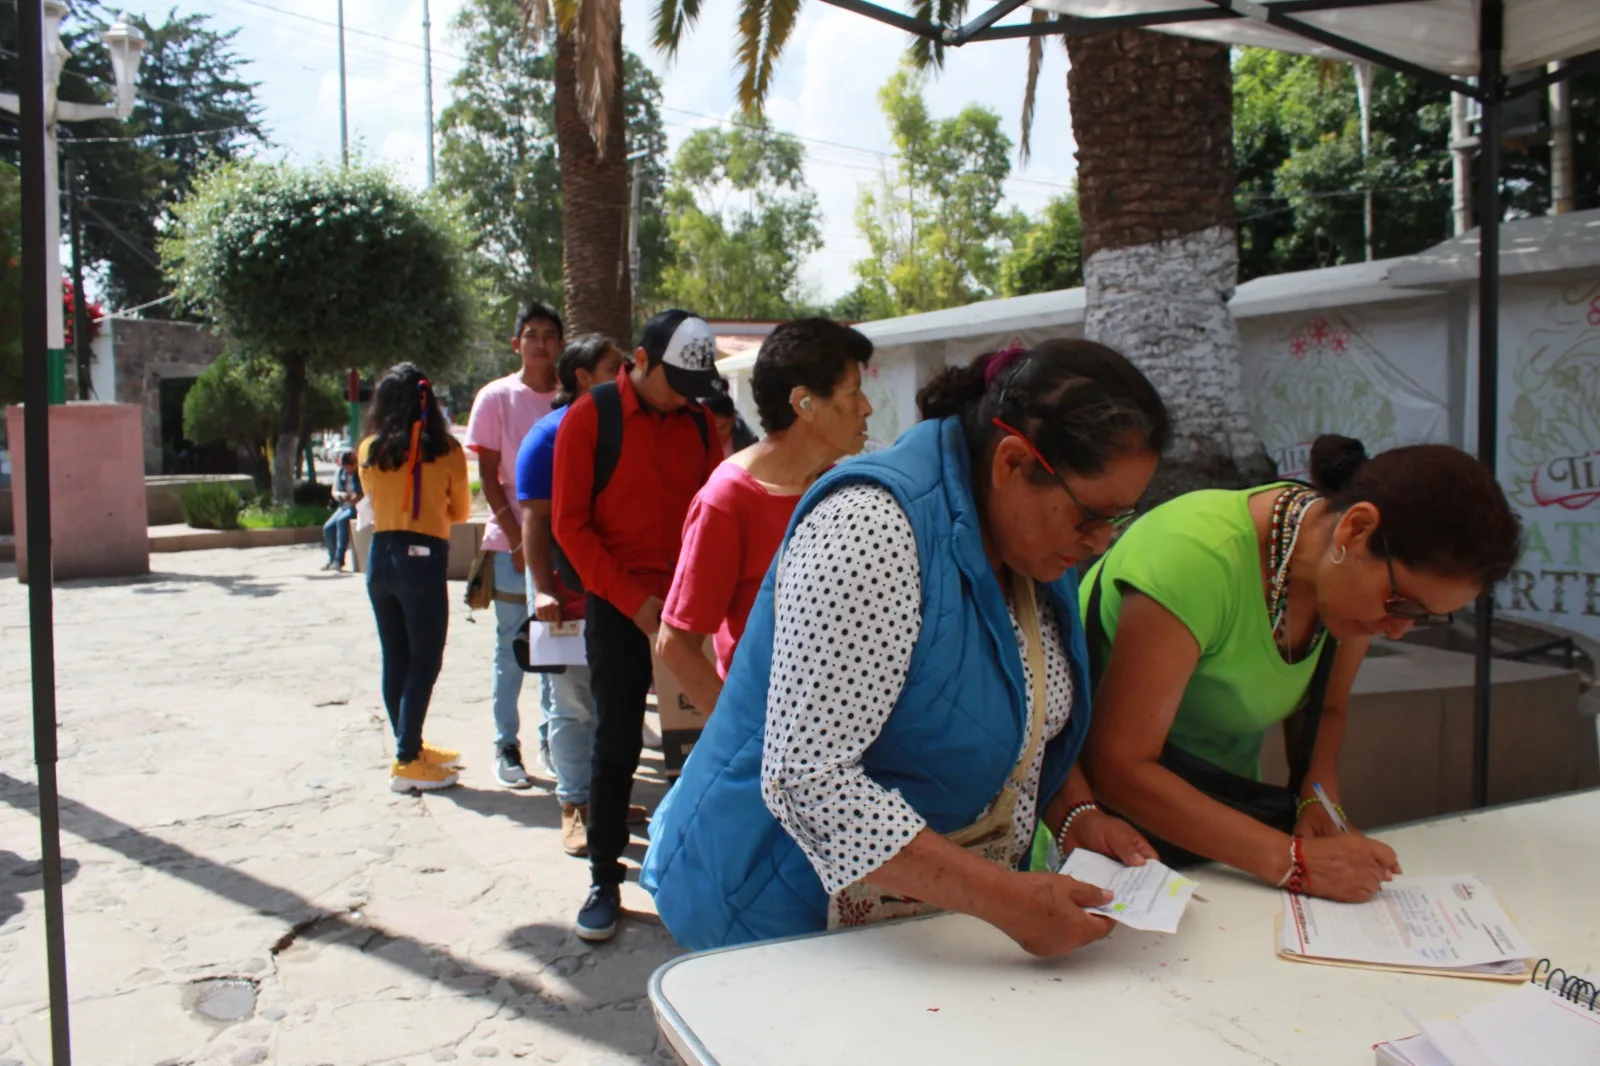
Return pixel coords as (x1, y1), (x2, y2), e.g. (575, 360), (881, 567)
(1279, 874), (1534, 981)
(526, 620), (587, 668)
(1058, 849), (1198, 934)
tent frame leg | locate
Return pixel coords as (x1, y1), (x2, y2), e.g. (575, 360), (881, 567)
(1471, 0), (1504, 811)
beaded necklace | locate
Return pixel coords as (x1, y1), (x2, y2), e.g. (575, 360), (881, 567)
(1267, 486), (1325, 663)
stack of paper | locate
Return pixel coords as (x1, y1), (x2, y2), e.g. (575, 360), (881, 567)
(1280, 875), (1534, 980)
(1375, 982), (1600, 1065)
(1058, 849), (1199, 934)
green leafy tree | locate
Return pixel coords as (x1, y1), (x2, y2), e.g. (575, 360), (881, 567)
(184, 352), (347, 487)
(1000, 192), (1083, 296)
(1233, 49), (1600, 281)
(0, 3), (266, 313)
(163, 162), (475, 501)
(853, 63), (1014, 317)
(439, 0), (668, 334)
(655, 122), (820, 318)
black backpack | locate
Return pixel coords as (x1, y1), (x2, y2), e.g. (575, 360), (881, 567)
(551, 380), (710, 596)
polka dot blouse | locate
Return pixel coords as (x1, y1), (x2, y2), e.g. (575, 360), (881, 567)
(760, 483), (1075, 896)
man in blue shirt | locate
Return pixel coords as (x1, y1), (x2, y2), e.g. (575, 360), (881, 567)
(516, 334), (625, 857)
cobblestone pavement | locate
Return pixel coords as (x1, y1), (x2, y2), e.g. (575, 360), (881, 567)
(0, 545), (683, 1066)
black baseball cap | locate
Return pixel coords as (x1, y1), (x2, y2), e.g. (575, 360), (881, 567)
(640, 309), (721, 399)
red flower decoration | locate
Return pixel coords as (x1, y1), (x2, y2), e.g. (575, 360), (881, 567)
(61, 278), (104, 349)
(1588, 294), (1600, 326)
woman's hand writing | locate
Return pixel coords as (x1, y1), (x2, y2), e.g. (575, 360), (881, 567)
(1298, 835), (1402, 903)
(1067, 809), (1157, 866)
(1294, 802), (1345, 839)
(993, 872), (1116, 957)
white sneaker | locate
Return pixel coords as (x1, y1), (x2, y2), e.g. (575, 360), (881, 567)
(496, 746), (532, 789)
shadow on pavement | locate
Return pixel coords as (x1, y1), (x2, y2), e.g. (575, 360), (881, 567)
(0, 771), (664, 1060)
(51, 571), (287, 598)
(0, 849), (81, 927)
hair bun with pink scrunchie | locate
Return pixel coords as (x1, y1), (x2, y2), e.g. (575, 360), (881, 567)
(983, 344), (1027, 387)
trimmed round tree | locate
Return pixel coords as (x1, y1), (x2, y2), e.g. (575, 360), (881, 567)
(162, 162), (475, 500)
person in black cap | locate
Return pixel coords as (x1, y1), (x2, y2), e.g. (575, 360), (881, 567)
(550, 308), (724, 941)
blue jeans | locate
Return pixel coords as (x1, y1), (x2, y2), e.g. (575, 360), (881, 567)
(541, 666), (595, 806)
(367, 532), (450, 763)
(492, 550), (533, 753)
(323, 504), (356, 564)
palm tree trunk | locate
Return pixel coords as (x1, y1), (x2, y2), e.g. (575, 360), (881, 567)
(1067, 30), (1273, 503)
(554, 27), (633, 346)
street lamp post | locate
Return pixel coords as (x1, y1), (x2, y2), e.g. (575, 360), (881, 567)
(0, 2), (145, 404)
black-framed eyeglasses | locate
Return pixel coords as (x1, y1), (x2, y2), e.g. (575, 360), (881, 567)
(1380, 534), (1453, 626)
(991, 418), (1138, 534)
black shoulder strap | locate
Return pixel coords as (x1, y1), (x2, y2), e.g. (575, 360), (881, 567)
(686, 405), (710, 453)
(590, 381), (622, 501)
(1286, 637), (1339, 796)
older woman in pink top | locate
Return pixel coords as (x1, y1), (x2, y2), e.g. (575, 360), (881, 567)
(658, 319), (876, 715)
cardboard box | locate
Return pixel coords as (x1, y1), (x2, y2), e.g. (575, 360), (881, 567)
(653, 637), (717, 776)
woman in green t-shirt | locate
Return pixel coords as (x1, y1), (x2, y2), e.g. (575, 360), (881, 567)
(1081, 435), (1521, 903)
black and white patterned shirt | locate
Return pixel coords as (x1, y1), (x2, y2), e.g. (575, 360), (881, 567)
(760, 484), (1075, 896)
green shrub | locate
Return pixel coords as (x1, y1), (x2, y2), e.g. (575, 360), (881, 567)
(240, 503), (329, 530)
(179, 482), (243, 530)
(292, 481), (334, 508)
(469, 479), (482, 497)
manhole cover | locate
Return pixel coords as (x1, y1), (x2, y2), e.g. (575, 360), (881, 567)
(188, 977), (258, 1022)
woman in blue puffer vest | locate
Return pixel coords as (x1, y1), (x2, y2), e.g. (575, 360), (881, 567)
(643, 339), (1172, 957)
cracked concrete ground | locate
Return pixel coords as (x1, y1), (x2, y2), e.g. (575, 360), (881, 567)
(0, 545), (684, 1066)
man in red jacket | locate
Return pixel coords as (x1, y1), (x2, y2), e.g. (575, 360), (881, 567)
(551, 308), (723, 942)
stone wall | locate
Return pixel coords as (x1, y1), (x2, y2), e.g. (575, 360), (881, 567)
(112, 320), (226, 474)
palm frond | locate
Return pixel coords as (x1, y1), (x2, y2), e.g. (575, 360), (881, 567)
(906, 0), (967, 71)
(1018, 9), (1050, 163)
(653, 0), (707, 57)
(735, 0), (802, 114)
(573, 0), (623, 154)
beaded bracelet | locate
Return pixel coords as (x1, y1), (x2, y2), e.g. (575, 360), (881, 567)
(1275, 836), (1309, 894)
(1055, 802), (1098, 855)
(1295, 795), (1347, 821)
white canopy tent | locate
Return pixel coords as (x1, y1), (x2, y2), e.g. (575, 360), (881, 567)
(816, 0), (1600, 807)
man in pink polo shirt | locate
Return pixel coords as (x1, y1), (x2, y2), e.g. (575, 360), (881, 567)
(465, 301), (562, 788)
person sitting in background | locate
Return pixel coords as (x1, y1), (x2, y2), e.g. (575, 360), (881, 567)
(1081, 436), (1522, 902)
(360, 364), (472, 793)
(321, 450), (364, 572)
(644, 340), (1169, 953)
(552, 309), (724, 943)
(516, 333), (626, 857)
(658, 318), (875, 718)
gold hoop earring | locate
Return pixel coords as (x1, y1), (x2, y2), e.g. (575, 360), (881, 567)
(1331, 545), (1347, 565)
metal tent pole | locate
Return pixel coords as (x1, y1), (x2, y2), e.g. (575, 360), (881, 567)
(18, 0), (73, 1059)
(1471, 0), (1504, 811)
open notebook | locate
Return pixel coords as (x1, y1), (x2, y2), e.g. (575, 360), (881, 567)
(1279, 875), (1534, 982)
(1375, 962), (1600, 1065)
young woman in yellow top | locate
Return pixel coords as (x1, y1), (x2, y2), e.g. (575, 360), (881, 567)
(360, 362), (472, 792)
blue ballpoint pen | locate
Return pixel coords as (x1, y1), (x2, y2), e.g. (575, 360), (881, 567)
(1312, 782), (1349, 833)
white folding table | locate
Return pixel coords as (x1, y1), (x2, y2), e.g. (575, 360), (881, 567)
(650, 789), (1600, 1065)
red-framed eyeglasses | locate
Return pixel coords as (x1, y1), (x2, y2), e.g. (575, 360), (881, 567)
(991, 418), (1138, 533)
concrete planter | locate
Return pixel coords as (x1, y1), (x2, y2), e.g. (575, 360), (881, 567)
(145, 474), (258, 527)
(150, 525), (324, 553)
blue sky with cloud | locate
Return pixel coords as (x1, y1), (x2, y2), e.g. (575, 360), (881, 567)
(107, 0), (1080, 302)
